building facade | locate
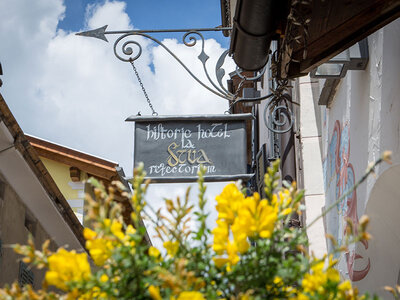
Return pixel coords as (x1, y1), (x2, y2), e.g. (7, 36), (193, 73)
(0, 93), (85, 288)
(26, 135), (124, 225)
(308, 19), (400, 297)
(220, 0), (400, 296)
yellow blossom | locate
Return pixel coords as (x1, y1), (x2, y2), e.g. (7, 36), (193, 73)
(86, 238), (113, 266)
(273, 276), (283, 286)
(45, 248), (91, 291)
(110, 220), (125, 240)
(300, 258), (343, 297)
(282, 207), (292, 216)
(78, 286), (108, 299)
(148, 285), (162, 300)
(100, 274), (109, 283)
(212, 219), (229, 254)
(126, 224), (137, 235)
(338, 280), (352, 292)
(215, 183), (244, 224)
(103, 218), (111, 227)
(149, 246), (161, 259)
(83, 228), (97, 240)
(212, 257), (229, 268)
(234, 193), (278, 240)
(226, 241), (240, 266)
(177, 291), (205, 300)
(163, 241), (179, 257)
(121, 224), (137, 247)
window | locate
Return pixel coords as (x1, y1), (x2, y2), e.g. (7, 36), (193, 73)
(18, 261), (34, 286)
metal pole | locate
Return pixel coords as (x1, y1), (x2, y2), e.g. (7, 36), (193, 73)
(279, 94), (300, 228)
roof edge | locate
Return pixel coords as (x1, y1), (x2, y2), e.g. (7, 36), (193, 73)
(0, 93), (85, 248)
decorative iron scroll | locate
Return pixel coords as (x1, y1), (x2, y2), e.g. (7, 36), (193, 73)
(264, 104), (294, 134)
(77, 26), (271, 103)
(76, 26), (294, 134)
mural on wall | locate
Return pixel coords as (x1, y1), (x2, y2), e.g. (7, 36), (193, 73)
(324, 120), (370, 281)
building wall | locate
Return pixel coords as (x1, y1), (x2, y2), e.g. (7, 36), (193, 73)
(314, 18), (400, 297)
(0, 172), (57, 289)
(40, 157), (87, 223)
(295, 75), (327, 258)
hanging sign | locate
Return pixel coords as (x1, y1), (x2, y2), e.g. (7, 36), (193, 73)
(126, 114), (254, 183)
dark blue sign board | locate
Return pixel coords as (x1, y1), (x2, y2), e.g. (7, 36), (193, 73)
(126, 114), (254, 183)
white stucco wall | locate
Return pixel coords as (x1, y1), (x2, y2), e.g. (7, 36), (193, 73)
(297, 76), (327, 258)
(314, 18), (400, 296)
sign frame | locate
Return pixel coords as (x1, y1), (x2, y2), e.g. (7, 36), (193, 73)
(126, 113), (255, 183)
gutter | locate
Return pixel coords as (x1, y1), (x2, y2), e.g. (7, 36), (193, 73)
(229, 0), (287, 71)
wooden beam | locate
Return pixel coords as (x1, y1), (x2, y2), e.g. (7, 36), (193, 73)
(285, 0), (400, 77)
(26, 135), (119, 181)
(33, 145), (118, 181)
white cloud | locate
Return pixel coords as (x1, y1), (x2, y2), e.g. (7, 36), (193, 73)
(1, 0), (233, 169)
(0, 0), (235, 245)
(85, 1), (132, 30)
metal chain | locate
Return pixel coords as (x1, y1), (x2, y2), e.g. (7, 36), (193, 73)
(129, 60), (158, 116)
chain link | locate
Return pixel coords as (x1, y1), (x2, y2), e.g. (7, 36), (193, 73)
(129, 60), (158, 116)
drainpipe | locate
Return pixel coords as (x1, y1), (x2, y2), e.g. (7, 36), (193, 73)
(229, 0), (283, 71)
(279, 95), (300, 227)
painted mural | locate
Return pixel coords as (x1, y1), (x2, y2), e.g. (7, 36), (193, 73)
(324, 120), (370, 281)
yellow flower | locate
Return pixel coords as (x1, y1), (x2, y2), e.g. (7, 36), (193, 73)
(273, 276), (283, 286)
(100, 274), (109, 283)
(282, 207), (292, 216)
(338, 280), (352, 292)
(163, 241), (179, 257)
(103, 218), (111, 227)
(301, 258), (342, 297)
(212, 257), (229, 268)
(177, 291), (205, 300)
(78, 286), (108, 299)
(126, 224), (137, 235)
(111, 219), (125, 240)
(45, 248), (91, 291)
(86, 238), (113, 266)
(226, 241), (240, 267)
(148, 285), (162, 300)
(149, 246), (161, 259)
(212, 219), (229, 254)
(121, 225), (137, 248)
(232, 193), (278, 240)
(83, 228), (97, 240)
(215, 183), (244, 224)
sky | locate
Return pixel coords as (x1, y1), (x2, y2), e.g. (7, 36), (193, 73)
(0, 0), (235, 241)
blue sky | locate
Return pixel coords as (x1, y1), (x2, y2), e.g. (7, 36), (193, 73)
(58, 0), (229, 48)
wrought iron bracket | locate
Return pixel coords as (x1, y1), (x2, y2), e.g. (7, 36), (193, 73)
(76, 25), (294, 134)
(76, 25), (272, 103)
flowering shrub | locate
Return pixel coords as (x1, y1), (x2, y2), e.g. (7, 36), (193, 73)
(0, 159), (388, 299)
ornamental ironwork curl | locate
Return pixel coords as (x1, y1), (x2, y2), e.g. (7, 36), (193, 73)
(263, 95), (294, 134)
(114, 38), (142, 62)
(77, 25), (274, 104)
(264, 103), (294, 134)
